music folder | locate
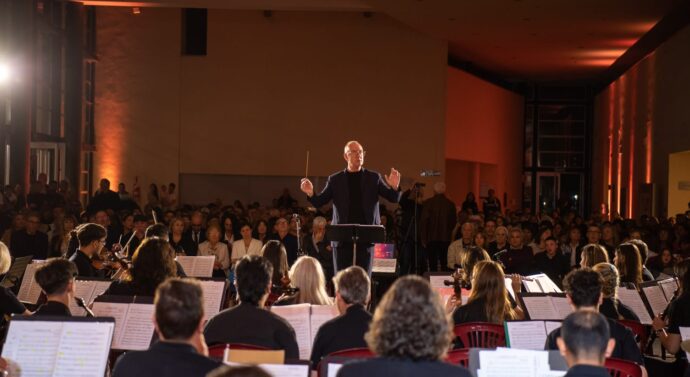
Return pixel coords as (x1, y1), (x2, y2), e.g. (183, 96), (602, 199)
(175, 255), (215, 277)
(197, 278), (228, 319)
(270, 304), (339, 360)
(68, 278), (113, 316)
(0, 255), (33, 289)
(91, 295), (156, 351)
(1, 315), (115, 377)
(16, 260), (48, 304)
(518, 293), (573, 320)
(505, 320), (562, 350)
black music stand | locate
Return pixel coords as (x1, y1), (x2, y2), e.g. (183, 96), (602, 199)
(326, 224), (385, 268)
(0, 255), (33, 289)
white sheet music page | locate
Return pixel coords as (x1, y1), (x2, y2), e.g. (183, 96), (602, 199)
(521, 296), (558, 320)
(1, 320), (62, 376)
(505, 278), (516, 300)
(309, 305), (339, 346)
(70, 281), (97, 316)
(193, 256), (216, 277)
(270, 304), (312, 359)
(544, 321), (562, 335)
(428, 275), (448, 289)
(17, 261), (46, 304)
(119, 303), (156, 350)
(658, 278), (678, 302)
(532, 274), (562, 293)
(641, 285), (668, 318)
(478, 348), (536, 377)
(53, 321), (114, 377)
(199, 280), (225, 319)
(523, 279), (544, 293)
(506, 321), (548, 350)
(617, 287), (653, 325)
(327, 363), (343, 377)
(679, 327), (690, 360)
(550, 297), (573, 320)
(92, 301), (130, 348)
(259, 364), (309, 377)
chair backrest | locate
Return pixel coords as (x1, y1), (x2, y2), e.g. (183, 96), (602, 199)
(317, 348), (376, 377)
(453, 322), (506, 348)
(604, 357), (642, 377)
(207, 343), (270, 361)
(617, 319), (648, 353)
(445, 348), (470, 367)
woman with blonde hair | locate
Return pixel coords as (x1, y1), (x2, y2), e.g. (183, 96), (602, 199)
(579, 243), (609, 269)
(452, 261), (522, 325)
(275, 256), (332, 306)
(0, 242), (31, 317)
(592, 263), (639, 321)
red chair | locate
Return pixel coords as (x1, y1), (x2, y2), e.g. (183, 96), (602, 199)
(453, 322), (506, 349)
(317, 348), (375, 377)
(207, 343), (269, 361)
(445, 348), (470, 367)
(617, 319), (649, 353)
(604, 357), (643, 377)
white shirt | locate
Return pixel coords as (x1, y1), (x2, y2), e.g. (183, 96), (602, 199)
(231, 238), (263, 261)
(197, 241), (230, 272)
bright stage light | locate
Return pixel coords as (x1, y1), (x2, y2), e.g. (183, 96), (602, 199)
(0, 63), (11, 85)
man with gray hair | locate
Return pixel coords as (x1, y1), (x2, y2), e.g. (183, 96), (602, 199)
(309, 266), (372, 368)
(304, 216), (334, 287)
(421, 182), (457, 271)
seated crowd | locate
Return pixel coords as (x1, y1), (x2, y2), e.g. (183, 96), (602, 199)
(0, 178), (689, 377)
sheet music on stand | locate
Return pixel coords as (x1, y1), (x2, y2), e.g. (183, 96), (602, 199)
(16, 260), (47, 304)
(658, 278), (679, 302)
(640, 281), (669, 318)
(617, 286), (653, 325)
(476, 348), (566, 377)
(270, 303), (339, 360)
(258, 362), (311, 377)
(505, 320), (562, 351)
(523, 274), (562, 294)
(518, 293), (573, 320)
(1, 315), (115, 377)
(68, 278), (113, 316)
(175, 256), (215, 277)
(0, 255), (33, 289)
(198, 278), (228, 319)
(92, 295), (156, 351)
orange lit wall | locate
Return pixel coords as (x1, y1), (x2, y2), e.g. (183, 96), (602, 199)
(592, 24), (690, 217)
(94, 8), (447, 202)
(445, 67), (524, 210)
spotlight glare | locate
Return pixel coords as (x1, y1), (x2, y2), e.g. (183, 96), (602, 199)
(0, 63), (10, 84)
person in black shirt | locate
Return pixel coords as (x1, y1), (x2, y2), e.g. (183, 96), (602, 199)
(310, 266), (372, 368)
(113, 278), (221, 377)
(268, 217), (298, 267)
(304, 216), (334, 288)
(544, 269), (645, 374)
(203, 255), (299, 358)
(534, 237), (570, 289)
(592, 263), (639, 321)
(33, 258), (77, 317)
(181, 211), (206, 256)
(557, 311), (615, 377)
(300, 141), (402, 273)
(499, 228), (534, 276)
(9, 213), (49, 260)
(87, 178), (121, 214)
(68, 223), (107, 278)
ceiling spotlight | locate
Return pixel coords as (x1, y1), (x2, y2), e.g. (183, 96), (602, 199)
(132, 7), (141, 15)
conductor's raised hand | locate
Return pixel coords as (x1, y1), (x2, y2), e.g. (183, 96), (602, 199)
(300, 178), (314, 197)
(384, 168), (401, 190)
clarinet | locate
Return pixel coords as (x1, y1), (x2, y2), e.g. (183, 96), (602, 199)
(294, 214), (306, 257)
(75, 297), (96, 317)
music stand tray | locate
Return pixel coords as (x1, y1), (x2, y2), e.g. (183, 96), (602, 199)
(326, 224), (385, 267)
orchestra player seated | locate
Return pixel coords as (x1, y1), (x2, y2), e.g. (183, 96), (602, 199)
(273, 256), (332, 306)
(203, 255), (299, 359)
(33, 258), (78, 317)
(0, 242), (31, 318)
(112, 278), (222, 377)
(68, 223), (107, 278)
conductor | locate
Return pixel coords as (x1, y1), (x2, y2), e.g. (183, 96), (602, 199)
(300, 141), (402, 272)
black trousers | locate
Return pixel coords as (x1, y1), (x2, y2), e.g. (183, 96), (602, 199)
(334, 242), (371, 273)
(427, 241), (450, 272)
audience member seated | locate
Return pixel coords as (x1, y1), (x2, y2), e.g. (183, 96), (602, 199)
(198, 224), (230, 278)
(274, 256), (332, 306)
(557, 311), (615, 377)
(1, 213), (25, 246)
(544, 268), (645, 373)
(579, 243), (609, 269)
(33, 258), (78, 316)
(49, 215), (77, 258)
(310, 266), (372, 368)
(447, 222), (475, 270)
(592, 263), (639, 321)
(627, 239), (655, 282)
(121, 215), (147, 257)
(168, 217), (187, 255)
(253, 220), (269, 245)
(534, 236), (570, 289)
(144, 223), (187, 277)
(231, 221), (262, 264)
(181, 211), (207, 256)
(0, 242), (30, 318)
(650, 259), (690, 376)
(262, 240), (289, 288)
(203, 255), (299, 358)
(103, 238), (178, 296)
(9, 212), (49, 260)
(614, 243), (643, 288)
(451, 261), (522, 327)
(87, 178), (121, 213)
(562, 226), (583, 268)
(498, 228), (535, 275)
(68, 223), (107, 277)
(304, 216), (334, 285)
(269, 217), (298, 266)
(646, 247), (675, 277)
(486, 226), (509, 257)
(112, 278), (221, 377)
(336, 275), (471, 377)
